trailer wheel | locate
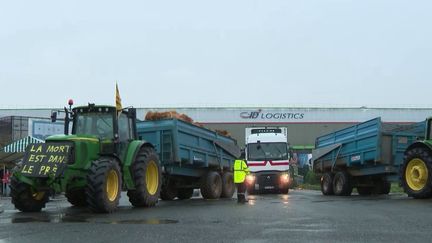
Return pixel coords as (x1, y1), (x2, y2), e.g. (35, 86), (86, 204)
(200, 171), (222, 199)
(220, 172), (235, 198)
(10, 177), (49, 212)
(66, 188), (87, 207)
(86, 158), (122, 213)
(127, 146), (162, 207)
(333, 171), (352, 196)
(321, 172), (334, 195)
(177, 188), (194, 200)
(401, 147), (432, 199)
(160, 180), (178, 200)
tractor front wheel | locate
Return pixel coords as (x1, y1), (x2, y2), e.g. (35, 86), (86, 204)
(10, 177), (49, 212)
(86, 158), (122, 213)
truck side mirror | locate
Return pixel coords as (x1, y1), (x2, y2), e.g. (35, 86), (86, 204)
(51, 111), (57, 122)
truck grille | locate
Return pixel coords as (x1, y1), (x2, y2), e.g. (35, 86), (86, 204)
(258, 174), (278, 190)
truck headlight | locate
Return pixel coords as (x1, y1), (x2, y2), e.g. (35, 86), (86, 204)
(280, 173), (290, 184)
(246, 174), (256, 185)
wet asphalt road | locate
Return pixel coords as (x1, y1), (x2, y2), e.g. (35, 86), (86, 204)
(1, 190), (432, 243)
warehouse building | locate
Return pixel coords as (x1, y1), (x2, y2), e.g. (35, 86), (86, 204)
(0, 106), (431, 150)
(0, 106), (431, 182)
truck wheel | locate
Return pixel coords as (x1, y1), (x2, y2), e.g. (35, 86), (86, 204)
(200, 171), (222, 199)
(66, 188), (87, 207)
(321, 172), (334, 195)
(160, 180), (178, 200)
(357, 186), (373, 195)
(220, 172), (235, 198)
(10, 177), (49, 212)
(333, 171), (352, 196)
(177, 188), (194, 200)
(86, 158), (122, 213)
(127, 146), (162, 207)
(402, 147), (432, 198)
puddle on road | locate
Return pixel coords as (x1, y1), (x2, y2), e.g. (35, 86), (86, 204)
(9, 215), (178, 225)
(105, 219), (178, 225)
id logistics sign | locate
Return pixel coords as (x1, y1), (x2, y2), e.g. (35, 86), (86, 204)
(137, 107), (432, 124)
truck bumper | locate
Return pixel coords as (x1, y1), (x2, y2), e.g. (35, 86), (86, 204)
(245, 171), (291, 193)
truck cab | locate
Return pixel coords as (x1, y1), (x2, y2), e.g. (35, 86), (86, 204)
(244, 127), (291, 194)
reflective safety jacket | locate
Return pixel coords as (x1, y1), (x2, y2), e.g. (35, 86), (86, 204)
(234, 159), (250, 183)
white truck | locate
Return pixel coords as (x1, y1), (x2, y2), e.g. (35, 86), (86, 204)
(244, 127), (291, 194)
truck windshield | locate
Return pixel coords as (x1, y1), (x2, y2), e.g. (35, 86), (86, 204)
(74, 112), (114, 139)
(248, 142), (288, 161)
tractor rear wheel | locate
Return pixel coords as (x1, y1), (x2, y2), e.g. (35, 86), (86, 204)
(321, 172), (334, 195)
(86, 158), (122, 213)
(127, 146), (162, 207)
(333, 171), (352, 196)
(200, 171), (222, 199)
(401, 147), (432, 199)
(10, 177), (49, 212)
(66, 188), (87, 207)
(220, 172), (235, 198)
(177, 188), (194, 200)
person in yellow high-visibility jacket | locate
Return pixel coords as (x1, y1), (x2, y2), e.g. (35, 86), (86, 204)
(234, 151), (250, 203)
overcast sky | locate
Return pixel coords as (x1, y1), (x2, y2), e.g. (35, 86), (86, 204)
(0, 0), (431, 108)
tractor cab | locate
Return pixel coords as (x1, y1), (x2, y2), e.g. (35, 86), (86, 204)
(71, 104), (137, 139)
(70, 104), (138, 158)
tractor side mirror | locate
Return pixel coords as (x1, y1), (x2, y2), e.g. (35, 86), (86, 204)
(427, 118), (432, 140)
(51, 111), (57, 123)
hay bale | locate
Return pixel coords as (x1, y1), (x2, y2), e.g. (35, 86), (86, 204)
(215, 129), (231, 137)
(145, 111), (231, 138)
(145, 111), (194, 124)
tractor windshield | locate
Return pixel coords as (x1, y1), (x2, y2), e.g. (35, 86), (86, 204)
(74, 112), (114, 139)
(247, 142), (288, 161)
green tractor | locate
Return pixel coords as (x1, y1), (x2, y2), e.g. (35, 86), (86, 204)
(401, 117), (432, 198)
(10, 102), (162, 213)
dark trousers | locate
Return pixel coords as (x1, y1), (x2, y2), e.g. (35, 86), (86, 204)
(236, 182), (246, 202)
